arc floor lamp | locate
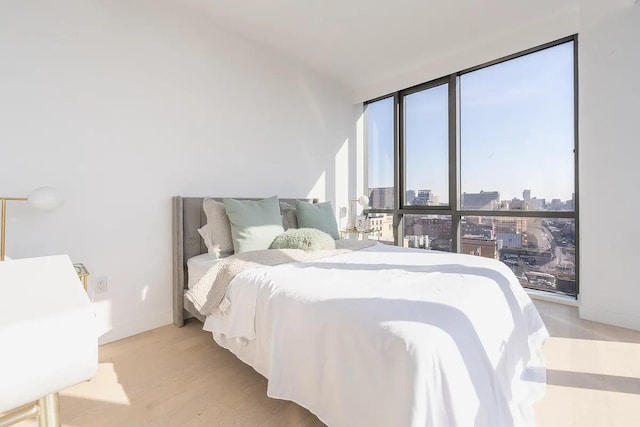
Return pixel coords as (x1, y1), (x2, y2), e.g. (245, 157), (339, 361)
(0, 187), (63, 261)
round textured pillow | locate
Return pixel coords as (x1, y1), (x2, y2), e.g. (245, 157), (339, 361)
(269, 228), (336, 251)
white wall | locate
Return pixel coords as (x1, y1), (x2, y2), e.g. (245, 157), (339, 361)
(578, 0), (640, 330)
(352, 0), (640, 331)
(0, 0), (355, 343)
(353, 4), (579, 102)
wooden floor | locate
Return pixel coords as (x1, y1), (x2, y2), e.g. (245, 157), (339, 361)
(11, 300), (640, 426)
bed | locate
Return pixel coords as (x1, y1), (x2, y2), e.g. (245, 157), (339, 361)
(172, 196), (549, 427)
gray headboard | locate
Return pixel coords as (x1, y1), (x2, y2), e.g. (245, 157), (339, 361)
(172, 196), (318, 327)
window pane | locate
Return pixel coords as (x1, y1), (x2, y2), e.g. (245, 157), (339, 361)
(404, 84), (449, 206)
(366, 97), (395, 209)
(367, 213), (395, 245)
(403, 214), (452, 252)
(462, 216), (576, 296)
(460, 42), (575, 211)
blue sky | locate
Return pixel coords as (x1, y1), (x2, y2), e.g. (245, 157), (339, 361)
(367, 41), (575, 203)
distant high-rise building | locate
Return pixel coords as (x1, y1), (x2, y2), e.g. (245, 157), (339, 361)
(566, 199), (574, 210)
(369, 187), (394, 209)
(529, 198), (546, 210)
(523, 189), (531, 203)
(406, 190), (416, 205)
(549, 199), (563, 210)
(461, 191), (500, 210)
(414, 189), (432, 205)
(509, 198), (528, 210)
(405, 189), (441, 206)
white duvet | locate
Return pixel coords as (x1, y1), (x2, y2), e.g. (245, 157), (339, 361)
(203, 243), (548, 427)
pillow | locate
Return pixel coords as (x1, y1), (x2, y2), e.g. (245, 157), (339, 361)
(223, 196), (285, 253)
(295, 200), (340, 240)
(201, 198), (234, 258)
(280, 201), (298, 230)
(197, 225), (213, 255)
(270, 228), (336, 251)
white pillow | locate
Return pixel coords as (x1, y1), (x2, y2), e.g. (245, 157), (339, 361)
(280, 201), (298, 230)
(201, 198), (234, 258)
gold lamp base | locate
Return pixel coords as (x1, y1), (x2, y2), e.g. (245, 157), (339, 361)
(0, 393), (60, 427)
(1, 187), (63, 261)
(0, 197), (27, 262)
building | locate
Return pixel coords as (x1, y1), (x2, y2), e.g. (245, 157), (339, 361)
(461, 191), (500, 210)
(369, 187), (394, 210)
(529, 198), (546, 210)
(405, 190), (416, 205)
(414, 189), (431, 205)
(368, 213), (394, 243)
(403, 235), (429, 249)
(494, 216), (527, 234)
(462, 218), (494, 239)
(410, 189), (440, 206)
(549, 199), (564, 210)
(509, 198), (528, 210)
(496, 233), (523, 248)
(404, 215), (452, 251)
(461, 236), (499, 259)
(405, 216), (451, 241)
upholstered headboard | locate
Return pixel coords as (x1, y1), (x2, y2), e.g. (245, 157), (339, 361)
(172, 196), (318, 327)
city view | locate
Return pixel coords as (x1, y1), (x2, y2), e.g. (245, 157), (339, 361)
(366, 187), (577, 296)
(365, 42), (577, 297)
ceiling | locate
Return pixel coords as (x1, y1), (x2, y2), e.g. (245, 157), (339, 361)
(192, 0), (579, 100)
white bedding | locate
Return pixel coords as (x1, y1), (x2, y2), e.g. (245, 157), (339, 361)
(203, 243), (548, 427)
(186, 253), (221, 289)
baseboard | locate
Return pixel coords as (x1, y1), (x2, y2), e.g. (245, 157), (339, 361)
(98, 309), (174, 345)
(579, 305), (640, 332)
(526, 289), (579, 307)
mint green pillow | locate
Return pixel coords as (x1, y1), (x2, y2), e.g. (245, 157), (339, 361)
(295, 200), (340, 240)
(223, 196), (285, 253)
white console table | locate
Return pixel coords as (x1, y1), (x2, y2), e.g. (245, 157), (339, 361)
(0, 255), (98, 426)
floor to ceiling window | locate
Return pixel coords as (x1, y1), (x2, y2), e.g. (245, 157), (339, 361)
(364, 36), (578, 297)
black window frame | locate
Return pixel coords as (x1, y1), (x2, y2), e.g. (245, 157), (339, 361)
(364, 35), (579, 298)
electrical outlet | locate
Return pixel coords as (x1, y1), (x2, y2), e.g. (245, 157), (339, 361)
(95, 276), (108, 293)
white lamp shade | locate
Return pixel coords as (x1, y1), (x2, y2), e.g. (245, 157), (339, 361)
(27, 187), (63, 212)
(357, 195), (369, 207)
(339, 206), (348, 218)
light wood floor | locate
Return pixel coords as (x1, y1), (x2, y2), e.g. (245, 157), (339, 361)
(11, 300), (640, 426)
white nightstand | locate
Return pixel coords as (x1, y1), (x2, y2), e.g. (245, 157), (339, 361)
(0, 255), (97, 426)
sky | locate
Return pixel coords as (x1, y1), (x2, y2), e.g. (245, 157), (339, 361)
(367, 41), (575, 203)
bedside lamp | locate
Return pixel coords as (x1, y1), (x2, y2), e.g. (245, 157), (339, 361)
(347, 195), (369, 232)
(338, 206), (348, 230)
(1, 187), (63, 261)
